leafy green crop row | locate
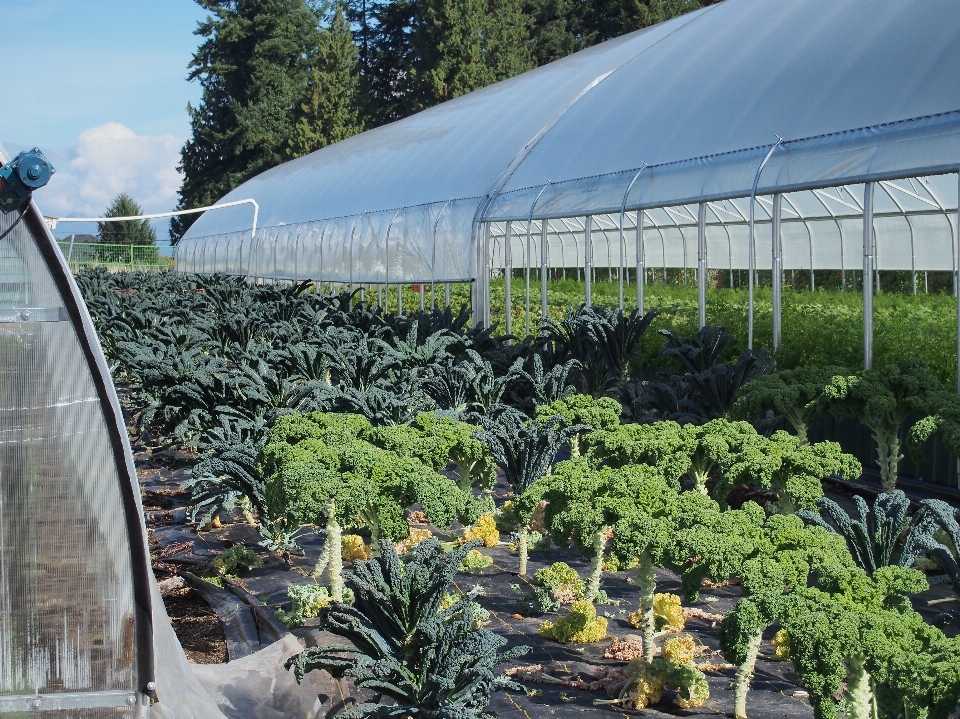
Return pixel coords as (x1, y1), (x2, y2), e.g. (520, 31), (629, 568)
(471, 280), (960, 385)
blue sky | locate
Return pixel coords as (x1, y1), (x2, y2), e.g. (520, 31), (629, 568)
(0, 0), (209, 239)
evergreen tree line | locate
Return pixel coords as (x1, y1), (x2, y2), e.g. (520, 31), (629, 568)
(172, 0), (712, 242)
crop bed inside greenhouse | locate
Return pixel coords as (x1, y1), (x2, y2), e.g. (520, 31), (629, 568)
(77, 269), (960, 719)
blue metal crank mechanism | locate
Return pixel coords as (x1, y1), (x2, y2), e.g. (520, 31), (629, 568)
(0, 148), (54, 239)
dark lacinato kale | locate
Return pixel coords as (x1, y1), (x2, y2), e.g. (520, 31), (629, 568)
(285, 539), (529, 719)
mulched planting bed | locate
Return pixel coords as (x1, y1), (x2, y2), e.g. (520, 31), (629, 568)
(142, 448), (888, 718)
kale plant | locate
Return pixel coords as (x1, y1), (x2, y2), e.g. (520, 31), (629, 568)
(797, 491), (940, 576)
(285, 539), (528, 719)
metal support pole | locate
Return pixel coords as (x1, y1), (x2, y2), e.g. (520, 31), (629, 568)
(483, 223), (492, 327)
(618, 214), (625, 310)
(585, 216), (593, 307)
(541, 220), (548, 321)
(525, 222), (531, 336)
(445, 282), (450, 308)
(697, 203), (707, 328)
(504, 222), (513, 335)
(863, 182), (875, 370)
(956, 171), (960, 393)
(636, 211), (645, 313)
(748, 140), (782, 349)
(772, 194), (782, 352)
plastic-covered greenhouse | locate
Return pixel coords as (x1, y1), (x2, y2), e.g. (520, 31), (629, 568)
(4, 0), (960, 715)
(176, 0), (960, 366)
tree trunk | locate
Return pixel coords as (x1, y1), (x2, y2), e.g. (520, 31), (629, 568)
(733, 630), (764, 718)
(584, 529), (607, 602)
(845, 653), (876, 719)
(637, 549), (657, 663)
(517, 526), (529, 576)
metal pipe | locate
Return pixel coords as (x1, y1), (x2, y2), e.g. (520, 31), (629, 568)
(525, 222), (531, 336)
(523, 185), (548, 336)
(697, 203), (707, 328)
(505, 222), (513, 334)
(637, 211), (645, 312)
(483, 222), (492, 326)
(432, 200), (452, 310)
(863, 182), (875, 369)
(585, 216), (593, 307)
(619, 164), (647, 311)
(55, 197), (260, 239)
(541, 220), (549, 320)
(384, 209), (401, 312)
(772, 194), (782, 351)
(748, 140), (783, 349)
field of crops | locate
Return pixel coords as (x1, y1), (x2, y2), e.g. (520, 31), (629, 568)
(473, 279), (959, 385)
(79, 269), (960, 719)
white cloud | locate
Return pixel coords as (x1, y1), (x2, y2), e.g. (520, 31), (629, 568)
(37, 122), (182, 220)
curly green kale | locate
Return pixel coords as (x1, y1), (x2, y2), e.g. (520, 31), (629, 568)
(734, 366), (847, 445)
(814, 359), (939, 492)
(534, 393), (622, 456)
(542, 457), (671, 601)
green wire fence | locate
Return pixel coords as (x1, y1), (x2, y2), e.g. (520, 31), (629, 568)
(56, 242), (173, 272)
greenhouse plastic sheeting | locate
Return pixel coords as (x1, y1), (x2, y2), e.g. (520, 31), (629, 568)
(177, 0), (960, 286)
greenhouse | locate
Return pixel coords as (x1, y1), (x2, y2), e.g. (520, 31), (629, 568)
(4, 0), (960, 718)
(176, 0), (960, 357)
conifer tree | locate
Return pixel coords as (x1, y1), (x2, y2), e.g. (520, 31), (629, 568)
(171, 0), (324, 242)
(98, 193), (157, 246)
(287, 2), (366, 157)
(414, 0), (533, 108)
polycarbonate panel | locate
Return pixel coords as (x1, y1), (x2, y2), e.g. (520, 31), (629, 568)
(0, 211), (140, 707)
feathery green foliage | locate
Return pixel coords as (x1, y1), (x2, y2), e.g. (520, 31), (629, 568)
(261, 411), (479, 589)
(534, 393), (621, 457)
(542, 458), (670, 601)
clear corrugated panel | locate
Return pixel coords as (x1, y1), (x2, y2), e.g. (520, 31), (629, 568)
(0, 213), (137, 703)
